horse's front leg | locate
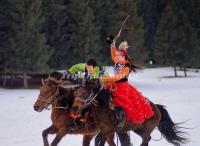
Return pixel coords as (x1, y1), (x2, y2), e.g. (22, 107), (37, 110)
(42, 125), (58, 146)
(82, 134), (95, 146)
(50, 127), (67, 146)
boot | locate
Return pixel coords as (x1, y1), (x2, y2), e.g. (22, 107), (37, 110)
(115, 106), (125, 128)
(69, 118), (80, 131)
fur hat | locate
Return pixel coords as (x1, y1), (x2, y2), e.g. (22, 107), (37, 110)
(119, 41), (129, 50)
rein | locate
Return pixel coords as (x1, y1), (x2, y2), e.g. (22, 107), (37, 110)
(75, 87), (103, 109)
(38, 86), (68, 110)
(38, 87), (59, 109)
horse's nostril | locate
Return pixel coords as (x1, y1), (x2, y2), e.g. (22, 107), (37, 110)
(34, 106), (39, 111)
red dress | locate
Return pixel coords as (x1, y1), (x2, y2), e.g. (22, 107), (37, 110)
(101, 47), (154, 124)
(105, 82), (154, 124)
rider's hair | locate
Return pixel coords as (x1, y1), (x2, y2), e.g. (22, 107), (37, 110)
(86, 58), (97, 67)
(125, 55), (142, 72)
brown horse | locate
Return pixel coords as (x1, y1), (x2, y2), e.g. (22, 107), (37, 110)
(72, 84), (188, 146)
(33, 78), (98, 146)
(33, 77), (132, 146)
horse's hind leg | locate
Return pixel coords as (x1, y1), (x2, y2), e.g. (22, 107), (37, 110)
(106, 133), (116, 146)
(42, 125), (58, 146)
(50, 127), (67, 146)
(140, 105), (161, 146)
(82, 134), (95, 146)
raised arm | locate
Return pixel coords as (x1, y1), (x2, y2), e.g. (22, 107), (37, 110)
(100, 66), (130, 83)
(110, 40), (119, 63)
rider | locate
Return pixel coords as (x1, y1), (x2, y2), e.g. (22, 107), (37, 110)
(68, 58), (100, 79)
(68, 58), (101, 130)
(100, 38), (154, 125)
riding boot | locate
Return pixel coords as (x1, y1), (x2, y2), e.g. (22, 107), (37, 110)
(114, 106), (125, 128)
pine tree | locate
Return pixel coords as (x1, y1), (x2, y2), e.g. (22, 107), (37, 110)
(47, 0), (101, 69)
(137, 0), (166, 60)
(111, 0), (146, 64)
(8, 0), (51, 87)
(88, 0), (117, 65)
(0, 0), (18, 87)
(154, 0), (199, 77)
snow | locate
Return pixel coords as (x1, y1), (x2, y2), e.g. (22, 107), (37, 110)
(0, 67), (199, 146)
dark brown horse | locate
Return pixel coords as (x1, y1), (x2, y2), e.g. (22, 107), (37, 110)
(33, 78), (98, 146)
(33, 77), (132, 146)
(72, 84), (188, 146)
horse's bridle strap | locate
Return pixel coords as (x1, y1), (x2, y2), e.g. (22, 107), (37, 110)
(38, 87), (59, 108)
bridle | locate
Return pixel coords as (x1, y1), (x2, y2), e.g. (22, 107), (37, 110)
(74, 87), (103, 110)
(37, 86), (59, 109)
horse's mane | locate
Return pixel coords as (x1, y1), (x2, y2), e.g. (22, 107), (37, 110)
(49, 71), (63, 80)
(49, 71), (110, 109)
(95, 88), (111, 109)
(46, 72), (79, 110)
(56, 86), (76, 111)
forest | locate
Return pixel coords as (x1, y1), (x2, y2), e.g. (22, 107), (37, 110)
(0, 0), (200, 87)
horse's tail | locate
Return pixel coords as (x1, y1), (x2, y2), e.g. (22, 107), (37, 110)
(156, 104), (189, 146)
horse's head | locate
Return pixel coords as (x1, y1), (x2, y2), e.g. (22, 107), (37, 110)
(72, 80), (111, 116)
(33, 77), (64, 112)
(71, 86), (95, 117)
(72, 79), (101, 109)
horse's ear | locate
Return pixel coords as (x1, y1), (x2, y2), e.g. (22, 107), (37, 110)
(42, 79), (45, 86)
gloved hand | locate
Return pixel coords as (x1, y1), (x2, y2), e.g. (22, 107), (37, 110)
(106, 35), (115, 44)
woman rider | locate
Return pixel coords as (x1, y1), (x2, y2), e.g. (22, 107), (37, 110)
(100, 39), (154, 125)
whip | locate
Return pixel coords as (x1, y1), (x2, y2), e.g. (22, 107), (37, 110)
(115, 15), (130, 40)
(106, 15), (130, 44)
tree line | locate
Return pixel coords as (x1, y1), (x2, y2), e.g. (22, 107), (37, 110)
(0, 0), (200, 87)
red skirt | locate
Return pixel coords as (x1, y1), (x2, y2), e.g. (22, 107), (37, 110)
(104, 82), (154, 124)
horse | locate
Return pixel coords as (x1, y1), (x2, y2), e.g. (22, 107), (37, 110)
(33, 77), (98, 146)
(33, 76), (132, 146)
(72, 84), (189, 146)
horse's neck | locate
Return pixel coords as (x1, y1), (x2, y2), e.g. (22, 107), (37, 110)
(90, 105), (105, 116)
(51, 101), (70, 117)
(50, 87), (74, 118)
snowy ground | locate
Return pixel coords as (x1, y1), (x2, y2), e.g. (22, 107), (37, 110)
(0, 67), (199, 146)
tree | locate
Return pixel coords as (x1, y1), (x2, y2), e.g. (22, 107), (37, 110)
(154, 0), (199, 77)
(88, 0), (117, 65)
(137, 0), (166, 60)
(45, 0), (101, 69)
(88, 0), (146, 64)
(95, 0), (146, 64)
(7, 0), (51, 87)
(0, 0), (19, 87)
